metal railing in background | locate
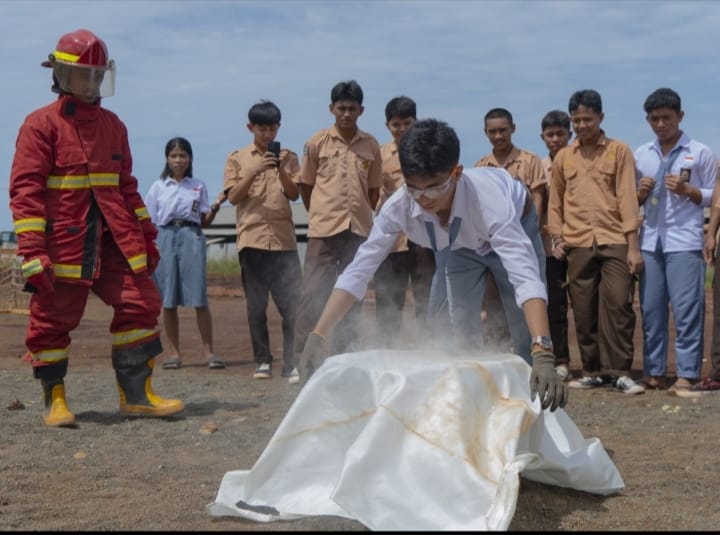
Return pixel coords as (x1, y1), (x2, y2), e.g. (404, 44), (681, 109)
(203, 202), (308, 247)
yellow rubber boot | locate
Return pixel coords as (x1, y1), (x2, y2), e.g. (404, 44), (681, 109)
(116, 358), (184, 417)
(42, 381), (77, 428)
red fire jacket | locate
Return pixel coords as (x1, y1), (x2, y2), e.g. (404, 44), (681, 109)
(10, 95), (156, 284)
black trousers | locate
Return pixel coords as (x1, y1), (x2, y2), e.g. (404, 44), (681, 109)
(239, 248), (301, 366)
(546, 255), (570, 365)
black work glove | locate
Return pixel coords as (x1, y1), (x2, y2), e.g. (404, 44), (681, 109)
(300, 332), (328, 385)
(529, 350), (568, 412)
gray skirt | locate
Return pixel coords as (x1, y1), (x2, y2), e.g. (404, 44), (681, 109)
(152, 224), (208, 308)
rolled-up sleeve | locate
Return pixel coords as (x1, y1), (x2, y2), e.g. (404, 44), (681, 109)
(490, 222), (548, 308)
(334, 216), (399, 300)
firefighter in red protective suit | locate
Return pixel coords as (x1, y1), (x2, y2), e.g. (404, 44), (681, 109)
(9, 28), (184, 427)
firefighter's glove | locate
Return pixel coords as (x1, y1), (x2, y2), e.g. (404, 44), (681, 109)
(300, 332), (328, 384)
(145, 236), (160, 275)
(21, 255), (55, 295)
(529, 350), (568, 412)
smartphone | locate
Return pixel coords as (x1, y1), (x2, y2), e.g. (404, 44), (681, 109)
(267, 141), (281, 166)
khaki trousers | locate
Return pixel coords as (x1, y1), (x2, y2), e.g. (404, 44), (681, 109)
(567, 242), (636, 375)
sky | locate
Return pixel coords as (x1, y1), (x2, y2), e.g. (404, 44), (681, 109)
(2, 0), (720, 232)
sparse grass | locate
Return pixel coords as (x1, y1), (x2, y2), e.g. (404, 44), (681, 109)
(207, 257), (240, 277)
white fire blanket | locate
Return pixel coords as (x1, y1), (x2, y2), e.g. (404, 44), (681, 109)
(208, 350), (624, 530)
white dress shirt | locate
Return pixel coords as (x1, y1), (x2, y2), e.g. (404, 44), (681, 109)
(335, 166), (547, 307)
(634, 132), (717, 252)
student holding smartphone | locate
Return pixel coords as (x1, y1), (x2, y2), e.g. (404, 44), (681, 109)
(268, 141), (281, 165)
(221, 100), (303, 380)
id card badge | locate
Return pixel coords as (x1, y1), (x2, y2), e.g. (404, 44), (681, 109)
(191, 200), (199, 213)
(679, 168), (691, 182)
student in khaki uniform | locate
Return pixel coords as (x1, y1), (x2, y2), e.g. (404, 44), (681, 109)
(222, 100), (302, 380)
(474, 108), (547, 353)
(373, 96), (436, 345)
(548, 89), (645, 395)
(539, 110), (573, 380)
(291, 80), (382, 383)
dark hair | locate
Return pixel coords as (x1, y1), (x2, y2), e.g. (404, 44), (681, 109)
(330, 80), (363, 105)
(248, 100), (281, 125)
(484, 107), (513, 125)
(643, 88), (681, 113)
(568, 89), (602, 114)
(161, 137), (193, 178)
(541, 110), (571, 131)
(398, 118), (460, 178)
(385, 96), (416, 121)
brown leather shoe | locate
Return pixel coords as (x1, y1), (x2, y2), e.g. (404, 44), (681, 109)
(637, 375), (668, 390)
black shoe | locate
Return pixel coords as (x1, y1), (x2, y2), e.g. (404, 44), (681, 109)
(253, 363), (272, 379)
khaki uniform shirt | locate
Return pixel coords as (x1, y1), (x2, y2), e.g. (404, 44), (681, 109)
(548, 133), (641, 247)
(474, 147), (547, 193)
(377, 141), (408, 253)
(223, 144), (300, 252)
(297, 125), (382, 238)
(541, 156), (553, 256)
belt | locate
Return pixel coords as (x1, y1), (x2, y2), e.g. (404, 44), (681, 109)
(163, 219), (199, 228)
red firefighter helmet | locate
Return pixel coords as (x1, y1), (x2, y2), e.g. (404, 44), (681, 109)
(42, 29), (115, 99)
(41, 29), (109, 68)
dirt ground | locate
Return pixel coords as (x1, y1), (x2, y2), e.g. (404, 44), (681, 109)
(1, 278), (719, 531)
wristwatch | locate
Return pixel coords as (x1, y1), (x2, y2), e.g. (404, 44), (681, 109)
(531, 335), (553, 352)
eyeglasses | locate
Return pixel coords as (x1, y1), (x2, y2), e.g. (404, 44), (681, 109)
(405, 175), (454, 200)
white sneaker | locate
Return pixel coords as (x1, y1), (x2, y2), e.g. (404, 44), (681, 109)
(287, 368), (299, 385)
(555, 364), (569, 381)
(614, 376), (645, 395)
(568, 375), (610, 389)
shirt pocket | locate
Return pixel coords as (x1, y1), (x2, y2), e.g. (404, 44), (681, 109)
(189, 185), (204, 215)
(674, 158), (696, 184)
(55, 146), (88, 170)
(597, 158), (617, 193)
(48, 148), (90, 220)
(45, 217), (87, 263)
(351, 149), (376, 182)
(563, 166), (578, 194)
(246, 172), (265, 198)
(318, 147), (339, 179)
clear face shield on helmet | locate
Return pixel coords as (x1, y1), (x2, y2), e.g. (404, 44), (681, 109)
(52, 59), (116, 100)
